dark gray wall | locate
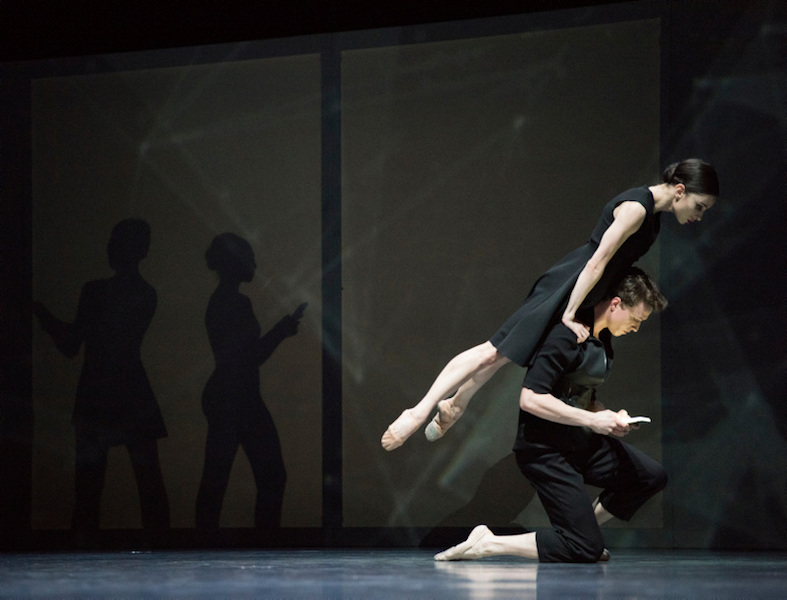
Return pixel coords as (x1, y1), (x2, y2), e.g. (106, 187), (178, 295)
(659, 0), (787, 549)
(1, 0), (785, 549)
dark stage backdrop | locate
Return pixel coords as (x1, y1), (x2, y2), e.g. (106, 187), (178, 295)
(3, 0), (785, 549)
(31, 56), (324, 529)
(658, 1), (787, 549)
(26, 13), (661, 534)
(341, 19), (661, 530)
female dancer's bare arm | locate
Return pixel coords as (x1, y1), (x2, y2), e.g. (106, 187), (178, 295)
(561, 201), (646, 342)
(382, 202), (646, 450)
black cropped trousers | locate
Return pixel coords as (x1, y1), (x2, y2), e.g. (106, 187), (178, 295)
(515, 424), (667, 563)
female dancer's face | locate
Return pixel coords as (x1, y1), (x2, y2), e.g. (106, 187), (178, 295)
(674, 192), (715, 225)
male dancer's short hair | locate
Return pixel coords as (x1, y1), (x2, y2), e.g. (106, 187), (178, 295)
(607, 267), (668, 313)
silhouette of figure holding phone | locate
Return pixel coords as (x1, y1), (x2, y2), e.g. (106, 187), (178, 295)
(195, 233), (305, 531)
(34, 219), (169, 535)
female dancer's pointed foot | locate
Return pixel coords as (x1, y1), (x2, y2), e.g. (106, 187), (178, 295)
(381, 409), (421, 451)
(434, 525), (492, 561)
(425, 399), (464, 442)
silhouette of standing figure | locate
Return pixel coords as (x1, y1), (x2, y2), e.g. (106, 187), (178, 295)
(34, 219), (170, 535)
(195, 233), (305, 531)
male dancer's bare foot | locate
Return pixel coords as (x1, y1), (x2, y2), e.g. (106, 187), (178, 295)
(434, 525), (492, 561)
(381, 409), (421, 451)
(424, 399), (464, 442)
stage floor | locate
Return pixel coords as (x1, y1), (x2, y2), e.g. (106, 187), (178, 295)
(2, 548), (787, 598)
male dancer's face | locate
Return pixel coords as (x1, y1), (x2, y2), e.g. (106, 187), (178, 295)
(607, 300), (651, 337)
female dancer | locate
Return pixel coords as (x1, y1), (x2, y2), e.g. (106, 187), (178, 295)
(381, 159), (719, 451)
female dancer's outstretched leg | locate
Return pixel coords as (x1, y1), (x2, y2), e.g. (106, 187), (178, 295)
(424, 358), (507, 442)
(381, 342), (509, 451)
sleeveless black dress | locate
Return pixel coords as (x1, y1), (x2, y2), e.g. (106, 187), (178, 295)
(489, 186), (660, 367)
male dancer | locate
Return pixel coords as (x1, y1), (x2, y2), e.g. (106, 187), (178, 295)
(435, 267), (668, 563)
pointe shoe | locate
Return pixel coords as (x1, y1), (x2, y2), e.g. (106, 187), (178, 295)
(381, 409), (421, 451)
(434, 525), (491, 561)
(424, 399), (462, 442)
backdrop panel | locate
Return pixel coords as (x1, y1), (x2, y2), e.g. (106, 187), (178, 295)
(341, 18), (662, 531)
(31, 53), (323, 529)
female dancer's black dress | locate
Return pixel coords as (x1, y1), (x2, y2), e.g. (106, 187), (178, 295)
(489, 186), (660, 367)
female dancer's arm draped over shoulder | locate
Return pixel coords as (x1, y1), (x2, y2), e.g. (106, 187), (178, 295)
(561, 201), (646, 342)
